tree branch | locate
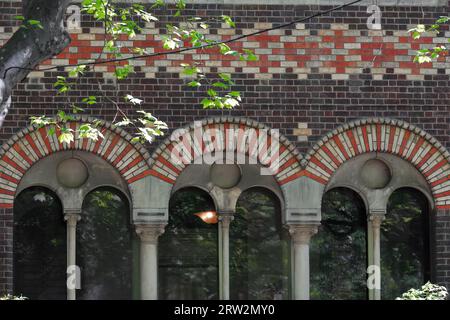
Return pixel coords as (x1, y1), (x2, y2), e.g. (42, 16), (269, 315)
(0, 0), (72, 126)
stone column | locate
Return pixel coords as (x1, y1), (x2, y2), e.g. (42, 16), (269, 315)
(369, 212), (385, 300)
(135, 224), (166, 300)
(288, 224), (318, 300)
(218, 212), (234, 300)
(64, 212), (81, 301)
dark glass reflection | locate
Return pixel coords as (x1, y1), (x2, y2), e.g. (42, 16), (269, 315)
(381, 188), (430, 300)
(230, 188), (290, 300)
(13, 187), (66, 300)
(159, 188), (218, 300)
(77, 188), (133, 300)
(310, 188), (367, 300)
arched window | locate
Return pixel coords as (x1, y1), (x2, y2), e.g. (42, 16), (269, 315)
(310, 188), (367, 300)
(159, 188), (218, 299)
(381, 188), (431, 299)
(77, 187), (134, 300)
(13, 187), (66, 300)
(230, 188), (290, 300)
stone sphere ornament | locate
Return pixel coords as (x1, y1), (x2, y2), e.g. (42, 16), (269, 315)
(360, 159), (392, 189)
(210, 163), (242, 189)
(56, 158), (89, 188)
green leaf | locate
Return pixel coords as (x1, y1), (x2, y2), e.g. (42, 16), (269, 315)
(30, 116), (55, 127)
(242, 49), (258, 61)
(218, 73), (232, 82)
(78, 123), (104, 141)
(69, 65), (87, 77)
(115, 64), (133, 80)
(115, 117), (133, 127)
(26, 19), (44, 29)
(417, 55), (432, 64)
(150, 0), (165, 9)
(201, 98), (215, 109)
(47, 127), (56, 136)
(72, 105), (85, 114)
(187, 81), (201, 87)
(125, 94), (143, 105)
(163, 37), (179, 50)
(207, 89), (217, 97)
(82, 96), (97, 105)
(221, 15), (236, 28)
(212, 81), (229, 89)
(58, 130), (74, 145)
(181, 64), (202, 76)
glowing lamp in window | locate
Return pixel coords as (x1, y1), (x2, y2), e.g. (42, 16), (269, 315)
(195, 211), (218, 224)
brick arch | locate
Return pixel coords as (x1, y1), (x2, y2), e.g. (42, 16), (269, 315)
(0, 117), (152, 208)
(148, 116), (303, 186)
(304, 118), (450, 209)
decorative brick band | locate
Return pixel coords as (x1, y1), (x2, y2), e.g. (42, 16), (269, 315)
(148, 116), (303, 186)
(2, 19), (447, 82)
(304, 118), (450, 209)
(0, 117), (152, 208)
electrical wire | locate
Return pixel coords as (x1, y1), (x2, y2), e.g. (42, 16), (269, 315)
(2, 0), (365, 79)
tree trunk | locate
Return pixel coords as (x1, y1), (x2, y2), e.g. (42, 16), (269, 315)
(0, 0), (72, 127)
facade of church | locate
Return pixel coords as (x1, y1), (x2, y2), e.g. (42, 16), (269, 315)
(0, 0), (449, 300)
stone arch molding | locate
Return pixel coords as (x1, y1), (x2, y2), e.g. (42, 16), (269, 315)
(304, 118), (450, 210)
(148, 116), (304, 186)
(0, 116), (154, 218)
(148, 117), (450, 224)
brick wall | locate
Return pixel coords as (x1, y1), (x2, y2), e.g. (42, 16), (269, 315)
(0, 2), (449, 154)
(0, 208), (13, 295)
(435, 209), (450, 290)
(0, 1), (449, 296)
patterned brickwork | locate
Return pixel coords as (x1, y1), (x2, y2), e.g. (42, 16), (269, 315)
(305, 118), (450, 209)
(2, 23), (448, 82)
(435, 208), (450, 289)
(149, 116), (303, 186)
(0, 0), (449, 294)
(0, 118), (152, 208)
(0, 207), (12, 295)
(0, 2), (447, 81)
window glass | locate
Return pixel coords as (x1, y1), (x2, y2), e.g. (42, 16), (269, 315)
(230, 188), (290, 300)
(381, 188), (430, 300)
(77, 188), (133, 300)
(159, 188), (218, 299)
(310, 188), (367, 300)
(14, 187), (66, 300)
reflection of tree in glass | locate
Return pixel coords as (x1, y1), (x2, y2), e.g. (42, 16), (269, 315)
(310, 188), (367, 300)
(381, 188), (429, 300)
(231, 188), (290, 300)
(77, 188), (133, 300)
(14, 187), (66, 299)
(159, 188), (218, 300)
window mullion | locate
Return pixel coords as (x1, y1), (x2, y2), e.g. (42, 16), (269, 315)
(64, 211), (81, 301)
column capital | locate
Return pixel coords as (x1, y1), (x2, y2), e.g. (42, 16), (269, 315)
(369, 211), (386, 228)
(135, 224), (166, 244)
(288, 224), (319, 245)
(218, 211), (234, 227)
(64, 212), (81, 226)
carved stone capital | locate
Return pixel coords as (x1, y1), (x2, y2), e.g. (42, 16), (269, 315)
(218, 212), (234, 228)
(64, 212), (81, 227)
(369, 212), (386, 228)
(135, 224), (166, 244)
(288, 224), (319, 245)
